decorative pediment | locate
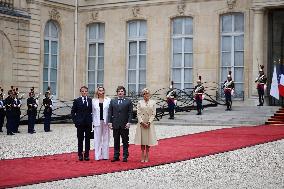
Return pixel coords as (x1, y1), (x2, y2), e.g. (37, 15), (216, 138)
(49, 9), (60, 21)
(132, 7), (140, 17)
(26, 0), (35, 4)
(227, 0), (237, 9)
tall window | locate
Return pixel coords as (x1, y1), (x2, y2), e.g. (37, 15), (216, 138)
(220, 13), (244, 97)
(87, 23), (105, 92)
(127, 20), (147, 94)
(171, 17), (193, 90)
(43, 20), (59, 96)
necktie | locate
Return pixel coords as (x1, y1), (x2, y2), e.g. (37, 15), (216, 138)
(84, 97), (87, 106)
(118, 99), (122, 105)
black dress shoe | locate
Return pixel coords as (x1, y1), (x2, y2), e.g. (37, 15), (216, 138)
(0, 129), (3, 132)
(78, 155), (83, 161)
(15, 131), (20, 133)
(122, 158), (127, 162)
(84, 156), (90, 161)
(111, 158), (120, 162)
(7, 132), (15, 135)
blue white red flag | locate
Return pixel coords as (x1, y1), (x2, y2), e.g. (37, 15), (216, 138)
(270, 62), (284, 100)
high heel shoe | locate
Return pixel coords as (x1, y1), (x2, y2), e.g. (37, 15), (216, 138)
(141, 152), (145, 162)
(145, 153), (149, 162)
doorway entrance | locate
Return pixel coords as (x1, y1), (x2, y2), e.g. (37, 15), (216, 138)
(268, 9), (284, 106)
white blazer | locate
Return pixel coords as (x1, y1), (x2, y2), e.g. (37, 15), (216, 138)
(92, 97), (111, 127)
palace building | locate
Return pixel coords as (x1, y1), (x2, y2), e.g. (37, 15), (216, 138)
(0, 0), (283, 104)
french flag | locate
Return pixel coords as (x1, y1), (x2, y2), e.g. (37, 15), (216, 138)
(270, 65), (284, 99)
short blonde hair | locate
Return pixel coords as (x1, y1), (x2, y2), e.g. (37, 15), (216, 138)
(94, 86), (105, 98)
(141, 88), (150, 95)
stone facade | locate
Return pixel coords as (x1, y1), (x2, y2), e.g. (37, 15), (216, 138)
(0, 0), (284, 102)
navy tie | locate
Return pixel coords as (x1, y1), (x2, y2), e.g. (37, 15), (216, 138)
(84, 97), (87, 106)
(118, 99), (122, 105)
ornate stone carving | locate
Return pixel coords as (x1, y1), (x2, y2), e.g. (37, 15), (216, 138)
(177, 1), (186, 15)
(132, 7), (140, 17)
(26, 0), (35, 4)
(90, 11), (99, 20)
(49, 9), (60, 21)
(227, 0), (236, 9)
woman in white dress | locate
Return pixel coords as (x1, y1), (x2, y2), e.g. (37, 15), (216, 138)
(92, 86), (111, 160)
(134, 88), (158, 162)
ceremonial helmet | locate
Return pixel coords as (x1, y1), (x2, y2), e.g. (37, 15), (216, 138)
(169, 81), (174, 89)
(227, 71), (232, 80)
(259, 65), (264, 74)
(29, 87), (35, 97)
(8, 86), (13, 96)
(45, 86), (51, 98)
(197, 75), (202, 84)
(13, 87), (19, 97)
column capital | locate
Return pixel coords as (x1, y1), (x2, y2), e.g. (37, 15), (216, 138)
(251, 7), (265, 14)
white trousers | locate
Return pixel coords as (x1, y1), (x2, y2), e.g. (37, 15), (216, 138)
(94, 121), (110, 160)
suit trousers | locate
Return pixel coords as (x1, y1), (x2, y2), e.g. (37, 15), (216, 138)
(257, 88), (264, 105)
(28, 112), (36, 133)
(113, 128), (129, 159)
(224, 92), (232, 109)
(94, 120), (110, 160)
(6, 111), (13, 134)
(44, 113), (51, 132)
(77, 124), (92, 156)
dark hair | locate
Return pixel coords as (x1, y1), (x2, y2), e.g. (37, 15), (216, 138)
(80, 86), (88, 92)
(116, 86), (126, 95)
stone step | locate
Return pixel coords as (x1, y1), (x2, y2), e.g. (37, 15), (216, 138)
(265, 120), (284, 125)
(268, 118), (284, 121)
(274, 112), (284, 116)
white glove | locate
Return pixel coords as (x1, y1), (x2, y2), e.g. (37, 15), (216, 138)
(125, 123), (130, 129)
(108, 123), (113, 130)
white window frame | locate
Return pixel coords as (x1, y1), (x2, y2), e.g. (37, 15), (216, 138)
(220, 13), (244, 97)
(171, 17), (193, 90)
(127, 20), (147, 94)
(43, 20), (59, 97)
(87, 23), (104, 92)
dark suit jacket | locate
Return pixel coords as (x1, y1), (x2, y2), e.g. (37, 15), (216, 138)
(71, 97), (92, 127)
(108, 97), (133, 129)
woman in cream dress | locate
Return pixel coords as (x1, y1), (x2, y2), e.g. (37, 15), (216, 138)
(92, 86), (111, 160)
(134, 88), (158, 162)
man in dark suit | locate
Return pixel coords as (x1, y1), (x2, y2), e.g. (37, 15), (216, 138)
(108, 86), (133, 162)
(71, 86), (92, 161)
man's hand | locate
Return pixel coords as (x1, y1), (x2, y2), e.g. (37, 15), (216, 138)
(125, 123), (130, 129)
(108, 123), (113, 130)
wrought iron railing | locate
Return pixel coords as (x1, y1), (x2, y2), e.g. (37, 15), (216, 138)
(16, 82), (228, 125)
(0, 0), (14, 9)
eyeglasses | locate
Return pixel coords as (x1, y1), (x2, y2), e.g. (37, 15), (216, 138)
(143, 93), (149, 95)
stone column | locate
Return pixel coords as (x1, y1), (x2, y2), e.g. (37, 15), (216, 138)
(252, 8), (265, 95)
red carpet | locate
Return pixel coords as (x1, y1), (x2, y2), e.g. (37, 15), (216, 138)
(1, 125), (284, 188)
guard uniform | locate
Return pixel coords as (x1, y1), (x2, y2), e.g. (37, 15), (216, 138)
(194, 76), (204, 115)
(43, 87), (52, 132)
(27, 87), (38, 134)
(5, 89), (14, 135)
(255, 65), (267, 106)
(223, 71), (235, 111)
